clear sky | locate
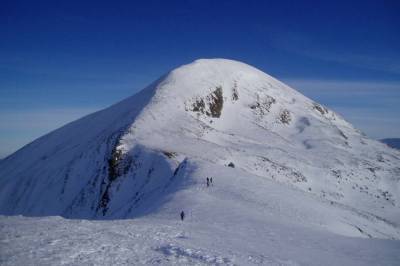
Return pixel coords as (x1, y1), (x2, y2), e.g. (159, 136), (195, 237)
(1, 0), (400, 158)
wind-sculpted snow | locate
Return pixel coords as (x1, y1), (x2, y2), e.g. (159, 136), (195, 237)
(2, 214), (399, 266)
(0, 59), (399, 245)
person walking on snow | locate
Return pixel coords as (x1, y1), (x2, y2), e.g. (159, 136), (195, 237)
(210, 177), (213, 185)
(180, 211), (185, 221)
(206, 177), (210, 187)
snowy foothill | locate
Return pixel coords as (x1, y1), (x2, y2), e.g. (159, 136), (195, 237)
(1, 162), (400, 265)
(1, 163), (400, 265)
(0, 59), (399, 265)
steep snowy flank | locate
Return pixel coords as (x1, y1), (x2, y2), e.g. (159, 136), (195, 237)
(0, 59), (399, 240)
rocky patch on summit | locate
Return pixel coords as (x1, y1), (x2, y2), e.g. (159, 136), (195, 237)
(186, 86), (224, 118)
(249, 94), (276, 116)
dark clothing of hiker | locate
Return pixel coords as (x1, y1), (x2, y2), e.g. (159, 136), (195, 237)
(180, 211), (185, 221)
(206, 177), (210, 187)
(210, 177), (213, 185)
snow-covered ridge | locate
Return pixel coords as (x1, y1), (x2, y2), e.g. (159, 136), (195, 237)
(0, 58), (399, 240)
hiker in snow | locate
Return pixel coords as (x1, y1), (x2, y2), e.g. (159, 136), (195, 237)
(210, 177), (213, 185)
(180, 211), (185, 221)
(206, 177), (210, 187)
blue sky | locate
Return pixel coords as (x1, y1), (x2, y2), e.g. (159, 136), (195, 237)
(1, 0), (400, 158)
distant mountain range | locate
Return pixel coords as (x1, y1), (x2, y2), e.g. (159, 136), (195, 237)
(381, 138), (400, 150)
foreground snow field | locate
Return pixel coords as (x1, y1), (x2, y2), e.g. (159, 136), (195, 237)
(1, 214), (399, 265)
(1, 160), (400, 265)
(1, 59), (399, 265)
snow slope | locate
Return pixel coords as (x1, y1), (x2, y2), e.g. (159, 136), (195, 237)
(1, 213), (400, 265)
(1, 159), (400, 265)
(0, 59), (399, 261)
(1, 160), (400, 264)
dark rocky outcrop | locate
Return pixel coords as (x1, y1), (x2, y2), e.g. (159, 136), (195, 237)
(279, 109), (292, 124)
(189, 86), (224, 118)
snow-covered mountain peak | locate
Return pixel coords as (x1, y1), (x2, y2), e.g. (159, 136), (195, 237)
(117, 58), (352, 155)
(146, 58), (304, 113)
(1, 59), (399, 240)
